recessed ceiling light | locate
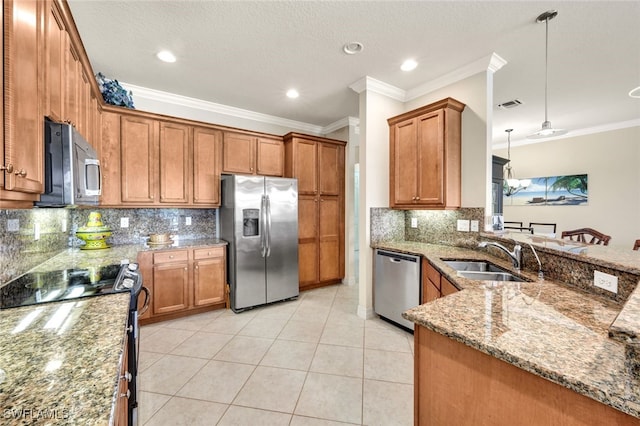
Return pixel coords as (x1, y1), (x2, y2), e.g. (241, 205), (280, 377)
(286, 89), (299, 99)
(401, 59), (418, 71)
(343, 42), (364, 55)
(156, 50), (176, 63)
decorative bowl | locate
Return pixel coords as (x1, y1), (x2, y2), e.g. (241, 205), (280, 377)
(76, 227), (112, 250)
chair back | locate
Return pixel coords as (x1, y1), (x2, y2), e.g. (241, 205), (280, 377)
(633, 240), (640, 251)
(560, 228), (611, 246)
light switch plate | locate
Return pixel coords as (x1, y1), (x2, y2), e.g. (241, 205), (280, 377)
(470, 220), (479, 232)
(34, 223), (40, 240)
(410, 217), (418, 228)
(7, 219), (19, 232)
(120, 217), (129, 228)
(185, 217), (192, 226)
(594, 271), (618, 294)
(456, 219), (470, 232)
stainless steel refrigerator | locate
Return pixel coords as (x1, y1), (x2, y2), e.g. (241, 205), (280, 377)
(220, 174), (299, 312)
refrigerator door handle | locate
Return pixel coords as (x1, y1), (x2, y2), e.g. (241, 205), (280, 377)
(260, 195), (267, 257)
(266, 195), (272, 257)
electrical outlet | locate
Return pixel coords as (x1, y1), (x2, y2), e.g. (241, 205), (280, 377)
(410, 217), (418, 228)
(185, 217), (192, 226)
(34, 223), (40, 240)
(7, 219), (19, 232)
(62, 219), (67, 233)
(594, 270), (618, 294)
(470, 220), (479, 232)
(120, 217), (129, 228)
(456, 219), (470, 232)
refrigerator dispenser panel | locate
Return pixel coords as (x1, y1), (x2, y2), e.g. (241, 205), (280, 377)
(242, 209), (260, 237)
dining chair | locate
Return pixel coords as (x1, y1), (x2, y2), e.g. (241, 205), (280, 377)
(633, 239), (640, 251)
(529, 222), (557, 236)
(504, 221), (523, 228)
(560, 228), (611, 246)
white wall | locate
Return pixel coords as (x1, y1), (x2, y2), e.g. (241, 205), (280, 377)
(495, 126), (640, 249)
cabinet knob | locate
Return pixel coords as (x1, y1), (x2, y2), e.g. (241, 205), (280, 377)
(184, 267), (188, 271)
(207, 252), (211, 256)
(120, 390), (131, 399)
(169, 255), (174, 259)
(250, 167), (254, 171)
(120, 372), (132, 382)
(0, 164), (14, 173)
(14, 169), (27, 177)
(195, 265), (199, 270)
(416, 197), (420, 201)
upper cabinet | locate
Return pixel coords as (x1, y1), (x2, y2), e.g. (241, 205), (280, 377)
(388, 97), (465, 209)
(222, 131), (284, 177)
(100, 107), (222, 208)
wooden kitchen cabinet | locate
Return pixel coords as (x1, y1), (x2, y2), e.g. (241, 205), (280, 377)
(193, 126), (222, 205)
(114, 340), (129, 426)
(388, 97), (465, 209)
(422, 260), (458, 303)
(222, 131), (284, 177)
(284, 133), (346, 290)
(138, 245), (227, 324)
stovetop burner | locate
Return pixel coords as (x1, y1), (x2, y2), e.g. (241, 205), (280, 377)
(0, 264), (128, 309)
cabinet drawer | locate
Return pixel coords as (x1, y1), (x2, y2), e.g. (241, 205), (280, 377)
(194, 247), (224, 260)
(425, 262), (441, 290)
(153, 250), (188, 264)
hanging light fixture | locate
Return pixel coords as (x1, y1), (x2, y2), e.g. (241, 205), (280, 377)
(527, 10), (567, 139)
(504, 129), (531, 196)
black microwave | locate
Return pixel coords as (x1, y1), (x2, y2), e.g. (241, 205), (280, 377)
(36, 120), (101, 207)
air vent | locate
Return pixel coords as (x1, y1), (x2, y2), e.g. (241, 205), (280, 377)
(498, 99), (523, 109)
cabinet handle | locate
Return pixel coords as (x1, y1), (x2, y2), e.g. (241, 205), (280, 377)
(14, 169), (27, 177)
(0, 164), (14, 173)
(120, 372), (132, 382)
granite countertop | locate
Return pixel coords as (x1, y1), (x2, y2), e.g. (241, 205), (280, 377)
(0, 293), (130, 424)
(373, 241), (640, 419)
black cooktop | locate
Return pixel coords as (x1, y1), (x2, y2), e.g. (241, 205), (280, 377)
(0, 264), (124, 309)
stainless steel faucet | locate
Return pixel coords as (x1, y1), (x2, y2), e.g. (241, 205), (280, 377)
(478, 241), (522, 270)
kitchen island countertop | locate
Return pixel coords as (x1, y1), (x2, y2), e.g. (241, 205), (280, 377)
(0, 293), (130, 424)
(373, 240), (640, 419)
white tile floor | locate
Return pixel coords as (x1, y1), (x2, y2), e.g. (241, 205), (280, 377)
(138, 284), (414, 425)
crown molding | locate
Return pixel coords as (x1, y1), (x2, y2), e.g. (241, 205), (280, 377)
(349, 76), (406, 101)
(323, 116), (360, 134)
(405, 53), (507, 101)
(121, 82), (325, 135)
(493, 119), (640, 149)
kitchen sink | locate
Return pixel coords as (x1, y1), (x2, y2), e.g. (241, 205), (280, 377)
(443, 260), (508, 273)
(456, 271), (527, 282)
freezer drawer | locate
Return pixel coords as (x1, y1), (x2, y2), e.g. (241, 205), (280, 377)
(374, 249), (421, 330)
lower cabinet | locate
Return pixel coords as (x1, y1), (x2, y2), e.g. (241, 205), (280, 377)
(137, 245), (227, 323)
(114, 339), (129, 426)
(422, 260), (459, 303)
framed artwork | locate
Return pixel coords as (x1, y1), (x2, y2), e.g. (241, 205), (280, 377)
(504, 174), (588, 206)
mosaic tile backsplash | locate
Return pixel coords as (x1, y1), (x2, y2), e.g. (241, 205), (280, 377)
(0, 208), (217, 283)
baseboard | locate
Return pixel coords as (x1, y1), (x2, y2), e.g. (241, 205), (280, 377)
(357, 304), (376, 320)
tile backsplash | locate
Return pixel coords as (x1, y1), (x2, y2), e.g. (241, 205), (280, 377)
(0, 208), (217, 283)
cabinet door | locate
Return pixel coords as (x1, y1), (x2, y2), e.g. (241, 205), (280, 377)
(298, 195), (319, 285)
(193, 248), (226, 306)
(318, 196), (341, 282)
(152, 262), (189, 314)
(3, 0), (44, 194)
(120, 116), (157, 203)
(256, 138), (284, 176)
(416, 110), (445, 205)
(440, 276), (459, 297)
(318, 143), (341, 196)
(45, 0), (65, 121)
(64, 42), (80, 128)
(293, 140), (318, 195)
(193, 127), (221, 205)
(391, 118), (419, 206)
(222, 132), (255, 174)
(159, 122), (189, 204)
(99, 111), (122, 205)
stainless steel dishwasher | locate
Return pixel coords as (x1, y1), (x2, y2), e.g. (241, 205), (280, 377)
(374, 249), (421, 330)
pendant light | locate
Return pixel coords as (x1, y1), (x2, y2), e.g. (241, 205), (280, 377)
(504, 129), (531, 196)
(527, 10), (567, 139)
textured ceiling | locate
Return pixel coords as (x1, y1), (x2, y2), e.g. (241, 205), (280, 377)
(68, 1), (640, 145)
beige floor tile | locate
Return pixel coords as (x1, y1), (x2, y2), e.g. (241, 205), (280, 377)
(260, 339), (317, 371)
(290, 301), (331, 323)
(362, 379), (413, 426)
(295, 372), (363, 424)
(363, 349), (414, 384)
(253, 302), (298, 321)
(140, 327), (195, 354)
(309, 344), (363, 378)
(138, 350), (163, 372)
(218, 406), (292, 425)
(201, 312), (256, 334)
(170, 331), (233, 359)
(138, 391), (170, 425)
(144, 396), (227, 426)
(233, 366), (307, 413)
(278, 320), (325, 343)
(320, 324), (364, 348)
(140, 323), (165, 338)
(364, 326), (412, 353)
(290, 416), (359, 425)
(139, 354), (207, 395)
(176, 359), (255, 404)
(238, 316), (288, 338)
(325, 309), (366, 328)
(162, 310), (225, 331)
(213, 335), (274, 364)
